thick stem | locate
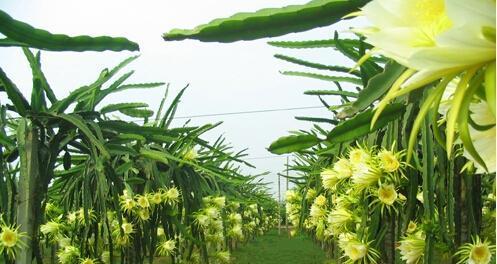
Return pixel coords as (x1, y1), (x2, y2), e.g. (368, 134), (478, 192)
(16, 119), (39, 264)
(421, 108), (435, 263)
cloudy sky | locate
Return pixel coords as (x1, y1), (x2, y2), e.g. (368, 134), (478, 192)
(0, 1), (363, 197)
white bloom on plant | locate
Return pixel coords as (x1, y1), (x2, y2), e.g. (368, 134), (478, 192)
(249, 203), (258, 214)
(213, 196), (226, 208)
(67, 212), (77, 224)
(58, 236), (71, 248)
(321, 169), (339, 190)
(285, 190), (300, 203)
(439, 83), (496, 173)
(416, 191), (424, 204)
(211, 219), (224, 232)
(121, 222), (134, 235)
(309, 204), (327, 222)
(228, 224), (244, 240)
(228, 213), (242, 224)
(195, 213), (210, 228)
(377, 184), (398, 205)
(101, 251), (110, 264)
(338, 233), (380, 263)
(306, 188), (317, 201)
(455, 236), (495, 264)
(377, 150), (401, 172)
(351, 162), (382, 190)
(398, 232), (425, 264)
(122, 189), (131, 199)
(57, 246), (80, 264)
(344, 240), (368, 262)
(349, 148), (371, 165)
(120, 198), (136, 213)
(138, 209), (150, 221)
(406, 221), (417, 233)
(205, 207), (219, 219)
(76, 208), (96, 225)
(334, 158), (353, 179)
(165, 187), (180, 203)
(0, 223), (27, 259)
(136, 195), (150, 208)
(463, 102), (496, 173)
(40, 221), (63, 236)
(156, 239), (176, 256)
(213, 250), (231, 264)
(149, 192), (163, 205)
(157, 227), (165, 237)
(79, 258), (98, 264)
(183, 148), (198, 161)
(327, 208), (352, 234)
(314, 195), (327, 207)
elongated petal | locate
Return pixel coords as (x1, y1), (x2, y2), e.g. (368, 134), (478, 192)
(468, 102), (496, 173)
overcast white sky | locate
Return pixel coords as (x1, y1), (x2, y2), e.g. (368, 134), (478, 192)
(0, 1), (364, 197)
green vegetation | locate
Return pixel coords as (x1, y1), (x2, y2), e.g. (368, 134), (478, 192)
(232, 229), (327, 264)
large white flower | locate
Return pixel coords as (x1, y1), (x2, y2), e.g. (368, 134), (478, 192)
(359, 0), (495, 83)
(333, 158), (353, 179)
(398, 232), (425, 264)
(327, 208), (352, 234)
(358, 0), (496, 166)
(321, 169), (340, 190)
(377, 184), (398, 206)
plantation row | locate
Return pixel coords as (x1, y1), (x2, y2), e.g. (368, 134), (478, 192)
(0, 51), (278, 263)
(0, 12), (280, 262)
(163, 0), (495, 263)
(0, 55), (280, 264)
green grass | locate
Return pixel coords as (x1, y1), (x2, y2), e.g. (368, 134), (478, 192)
(231, 229), (329, 264)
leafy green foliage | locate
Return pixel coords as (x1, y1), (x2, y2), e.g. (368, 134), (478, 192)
(268, 134), (321, 154)
(281, 71), (362, 85)
(268, 38), (362, 49)
(327, 103), (405, 143)
(338, 61), (406, 118)
(0, 9), (139, 51)
(163, 0), (369, 42)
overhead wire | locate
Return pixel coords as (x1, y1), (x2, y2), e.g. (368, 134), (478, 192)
(3, 105), (326, 122)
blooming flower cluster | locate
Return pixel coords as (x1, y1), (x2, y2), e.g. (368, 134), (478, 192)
(290, 144), (407, 263)
(356, 0), (496, 173)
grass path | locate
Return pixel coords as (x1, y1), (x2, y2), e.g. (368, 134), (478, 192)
(231, 229), (328, 264)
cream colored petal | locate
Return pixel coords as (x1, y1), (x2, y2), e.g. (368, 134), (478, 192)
(408, 46), (494, 71)
(467, 102), (496, 173)
(401, 68), (454, 89)
(445, 0), (495, 28)
(364, 27), (429, 66)
(436, 24), (495, 49)
(468, 126), (496, 173)
(361, 0), (410, 28)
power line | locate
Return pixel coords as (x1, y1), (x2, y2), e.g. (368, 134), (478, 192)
(172, 105), (323, 119)
(3, 105), (325, 122)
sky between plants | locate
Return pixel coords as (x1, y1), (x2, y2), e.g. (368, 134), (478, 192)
(0, 0), (364, 198)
